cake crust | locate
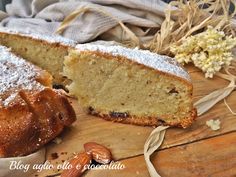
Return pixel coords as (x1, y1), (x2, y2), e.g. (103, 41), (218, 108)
(0, 89), (76, 157)
(88, 106), (197, 128)
(0, 46), (76, 157)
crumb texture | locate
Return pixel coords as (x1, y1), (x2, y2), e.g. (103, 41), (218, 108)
(0, 28), (76, 86)
(64, 46), (195, 128)
(76, 44), (191, 81)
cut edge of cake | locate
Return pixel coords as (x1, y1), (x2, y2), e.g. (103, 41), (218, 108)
(0, 27), (77, 87)
(64, 44), (197, 128)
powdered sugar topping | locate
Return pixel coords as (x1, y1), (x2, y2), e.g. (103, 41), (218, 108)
(0, 27), (77, 47)
(0, 46), (43, 106)
(76, 44), (191, 81)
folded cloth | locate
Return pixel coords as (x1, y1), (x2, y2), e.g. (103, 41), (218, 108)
(0, 0), (167, 43)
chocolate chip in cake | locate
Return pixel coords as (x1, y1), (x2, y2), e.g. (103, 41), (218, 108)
(146, 80), (152, 84)
(110, 111), (129, 118)
(88, 106), (94, 112)
(88, 106), (98, 115)
(158, 119), (166, 124)
(53, 84), (65, 90)
(168, 87), (179, 94)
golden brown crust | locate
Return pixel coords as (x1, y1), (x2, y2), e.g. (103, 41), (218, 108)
(0, 47), (76, 157)
(87, 107), (197, 128)
(0, 88), (76, 158)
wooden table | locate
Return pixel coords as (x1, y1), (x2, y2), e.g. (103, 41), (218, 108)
(37, 65), (236, 177)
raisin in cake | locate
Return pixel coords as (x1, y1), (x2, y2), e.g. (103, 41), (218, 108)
(0, 46), (76, 157)
(0, 27), (77, 87)
(64, 44), (197, 128)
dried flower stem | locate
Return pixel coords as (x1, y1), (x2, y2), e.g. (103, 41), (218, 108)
(224, 99), (236, 115)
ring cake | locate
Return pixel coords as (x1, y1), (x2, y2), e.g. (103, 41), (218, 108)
(64, 44), (197, 128)
(0, 46), (76, 157)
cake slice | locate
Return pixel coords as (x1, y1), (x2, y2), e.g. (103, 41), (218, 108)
(64, 44), (196, 128)
(0, 46), (76, 157)
(0, 28), (77, 87)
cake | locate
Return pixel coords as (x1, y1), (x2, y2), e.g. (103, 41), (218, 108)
(0, 46), (76, 157)
(0, 28), (196, 128)
(0, 28), (77, 87)
(64, 44), (196, 128)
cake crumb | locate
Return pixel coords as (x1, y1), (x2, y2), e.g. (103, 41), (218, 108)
(52, 137), (62, 144)
(206, 119), (221, 131)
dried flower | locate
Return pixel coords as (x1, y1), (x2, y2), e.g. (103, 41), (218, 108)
(206, 119), (221, 131)
(171, 26), (236, 78)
